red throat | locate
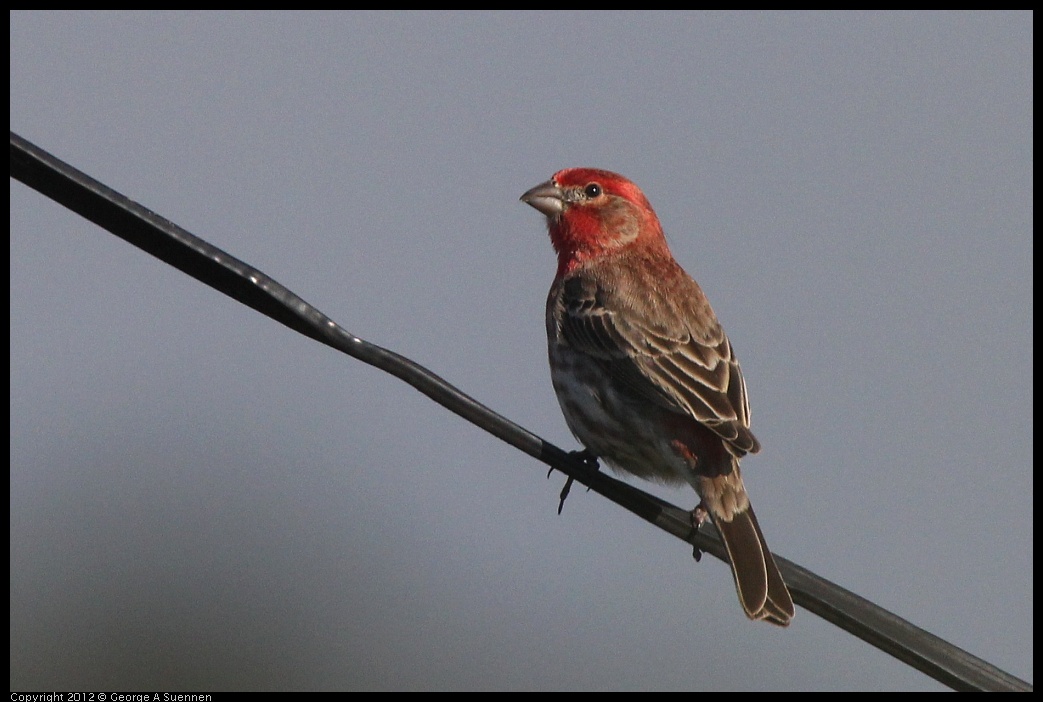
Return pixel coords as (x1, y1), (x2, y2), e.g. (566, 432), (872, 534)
(547, 208), (618, 275)
(548, 193), (666, 276)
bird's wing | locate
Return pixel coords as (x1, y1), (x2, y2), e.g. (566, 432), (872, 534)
(556, 272), (759, 455)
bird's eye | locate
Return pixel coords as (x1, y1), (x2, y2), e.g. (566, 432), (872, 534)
(584, 183), (602, 199)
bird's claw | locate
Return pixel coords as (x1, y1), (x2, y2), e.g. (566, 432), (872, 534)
(557, 476), (574, 514)
(689, 502), (709, 561)
(550, 449), (600, 514)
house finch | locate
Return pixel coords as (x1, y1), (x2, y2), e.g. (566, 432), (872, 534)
(521, 168), (794, 626)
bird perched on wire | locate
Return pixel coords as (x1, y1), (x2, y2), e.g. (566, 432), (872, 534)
(521, 168), (794, 626)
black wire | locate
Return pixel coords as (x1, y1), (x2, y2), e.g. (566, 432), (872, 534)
(9, 131), (1031, 692)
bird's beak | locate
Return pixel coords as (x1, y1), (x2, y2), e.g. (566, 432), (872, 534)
(520, 179), (565, 217)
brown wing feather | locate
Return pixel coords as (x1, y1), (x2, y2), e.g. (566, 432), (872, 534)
(557, 255), (760, 456)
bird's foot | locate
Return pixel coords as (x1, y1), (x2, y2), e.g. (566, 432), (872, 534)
(549, 449), (600, 514)
(689, 501), (710, 561)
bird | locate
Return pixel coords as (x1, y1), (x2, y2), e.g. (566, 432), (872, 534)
(521, 168), (794, 625)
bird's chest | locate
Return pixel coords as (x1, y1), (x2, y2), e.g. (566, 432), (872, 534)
(546, 339), (689, 485)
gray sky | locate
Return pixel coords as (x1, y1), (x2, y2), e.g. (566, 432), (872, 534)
(10, 11), (1032, 691)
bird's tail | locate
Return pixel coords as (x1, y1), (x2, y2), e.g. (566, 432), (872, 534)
(700, 473), (794, 626)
